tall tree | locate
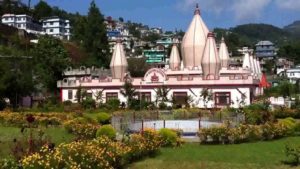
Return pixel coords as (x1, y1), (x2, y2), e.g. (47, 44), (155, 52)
(33, 36), (70, 95)
(120, 80), (137, 107)
(72, 13), (87, 43)
(33, 1), (52, 20)
(84, 0), (109, 67)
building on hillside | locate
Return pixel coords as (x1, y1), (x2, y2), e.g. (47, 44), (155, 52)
(41, 16), (71, 40)
(57, 5), (265, 108)
(276, 58), (294, 75)
(0, 0), (25, 7)
(255, 40), (277, 59)
(285, 66), (300, 84)
(1, 14), (42, 34)
(156, 37), (174, 48)
(143, 45), (167, 66)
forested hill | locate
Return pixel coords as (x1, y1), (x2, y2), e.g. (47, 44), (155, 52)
(284, 21), (300, 38)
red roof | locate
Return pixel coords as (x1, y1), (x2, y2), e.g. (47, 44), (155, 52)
(259, 73), (271, 88)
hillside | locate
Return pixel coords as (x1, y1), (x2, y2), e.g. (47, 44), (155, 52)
(284, 20), (300, 38)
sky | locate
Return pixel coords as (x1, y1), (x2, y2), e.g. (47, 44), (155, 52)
(22, 0), (300, 31)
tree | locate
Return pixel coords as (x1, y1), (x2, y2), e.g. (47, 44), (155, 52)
(155, 85), (170, 105)
(118, 17), (124, 22)
(83, 0), (110, 67)
(200, 88), (213, 108)
(75, 85), (87, 103)
(0, 57), (34, 108)
(33, 36), (71, 95)
(72, 13), (87, 43)
(127, 57), (149, 77)
(33, 1), (52, 20)
(120, 80), (136, 107)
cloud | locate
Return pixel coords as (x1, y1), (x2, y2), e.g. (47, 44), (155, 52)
(231, 0), (271, 22)
(275, 0), (300, 10)
(176, 0), (271, 22)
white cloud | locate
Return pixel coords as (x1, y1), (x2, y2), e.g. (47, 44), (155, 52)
(176, 0), (271, 22)
(275, 0), (300, 10)
(231, 0), (271, 22)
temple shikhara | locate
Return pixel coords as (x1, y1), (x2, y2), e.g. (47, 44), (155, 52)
(57, 5), (264, 108)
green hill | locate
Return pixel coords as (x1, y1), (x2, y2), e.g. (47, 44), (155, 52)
(284, 20), (300, 38)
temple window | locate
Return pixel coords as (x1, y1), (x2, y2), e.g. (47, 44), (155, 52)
(138, 92), (151, 102)
(68, 90), (73, 100)
(215, 92), (231, 106)
(173, 92), (188, 105)
(106, 92), (118, 101)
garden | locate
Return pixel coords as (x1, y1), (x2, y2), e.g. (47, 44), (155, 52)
(1, 99), (300, 168)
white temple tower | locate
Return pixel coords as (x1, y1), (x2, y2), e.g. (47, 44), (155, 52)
(181, 4), (209, 69)
(110, 40), (128, 79)
(219, 37), (229, 68)
(169, 43), (181, 70)
(201, 32), (221, 79)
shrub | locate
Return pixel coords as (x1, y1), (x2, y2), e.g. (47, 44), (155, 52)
(158, 128), (179, 147)
(278, 117), (297, 135)
(21, 130), (163, 169)
(96, 125), (116, 140)
(106, 99), (120, 110)
(63, 100), (72, 106)
(0, 158), (18, 169)
(158, 102), (167, 110)
(284, 144), (300, 166)
(96, 112), (111, 125)
(81, 98), (96, 109)
(0, 98), (7, 111)
(64, 118), (100, 139)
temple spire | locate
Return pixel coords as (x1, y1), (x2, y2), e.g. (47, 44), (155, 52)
(169, 40), (181, 71)
(110, 40), (128, 80)
(219, 36), (229, 68)
(181, 4), (209, 69)
(194, 3), (200, 15)
(201, 32), (221, 79)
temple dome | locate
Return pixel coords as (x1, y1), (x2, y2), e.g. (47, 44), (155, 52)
(219, 37), (229, 68)
(110, 40), (128, 79)
(181, 4), (209, 69)
(201, 32), (221, 79)
(169, 43), (181, 70)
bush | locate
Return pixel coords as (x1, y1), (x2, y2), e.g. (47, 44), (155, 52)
(278, 117), (297, 135)
(0, 158), (18, 169)
(158, 128), (180, 147)
(96, 112), (111, 125)
(96, 125), (116, 140)
(63, 100), (72, 106)
(106, 99), (120, 110)
(0, 98), (7, 111)
(64, 117), (100, 139)
(158, 102), (167, 110)
(284, 144), (300, 166)
(81, 98), (96, 109)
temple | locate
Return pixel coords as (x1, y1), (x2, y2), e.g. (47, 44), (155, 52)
(57, 5), (263, 108)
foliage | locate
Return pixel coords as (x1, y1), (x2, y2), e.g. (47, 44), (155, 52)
(273, 107), (300, 119)
(0, 98), (6, 110)
(0, 158), (18, 169)
(96, 112), (112, 125)
(81, 98), (96, 109)
(284, 144), (300, 166)
(264, 81), (297, 98)
(127, 57), (150, 77)
(20, 129), (163, 169)
(0, 111), (72, 127)
(198, 121), (289, 144)
(33, 1), (53, 20)
(33, 36), (71, 93)
(200, 88), (213, 108)
(83, 0), (110, 67)
(96, 125), (116, 140)
(63, 117), (99, 139)
(155, 85), (170, 106)
(105, 99), (120, 111)
(158, 128), (183, 147)
(121, 80), (137, 108)
(244, 103), (272, 125)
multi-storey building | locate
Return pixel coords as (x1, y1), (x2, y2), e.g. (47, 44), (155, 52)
(1, 14), (42, 34)
(255, 41), (277, 59)
(41, 16), (71, 40)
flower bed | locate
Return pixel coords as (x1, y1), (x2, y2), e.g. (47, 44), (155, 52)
(20, 129), (163, 169)
(0, 111), (73, 127)
(198, 121), (290, 144)
(63, 117), (100, 139)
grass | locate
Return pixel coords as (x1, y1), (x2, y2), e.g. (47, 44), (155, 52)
(130, 137), (300, 169)
(0, 126), (74, 158)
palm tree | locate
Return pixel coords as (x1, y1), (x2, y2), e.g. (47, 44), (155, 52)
(200, 88), (213, 108)
(120, 81), (137, 107)
(155, 85), (170, 105)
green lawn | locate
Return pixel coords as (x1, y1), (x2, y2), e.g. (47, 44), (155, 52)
(0, 126), (74, 158)
(130, 137), (300, 169)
